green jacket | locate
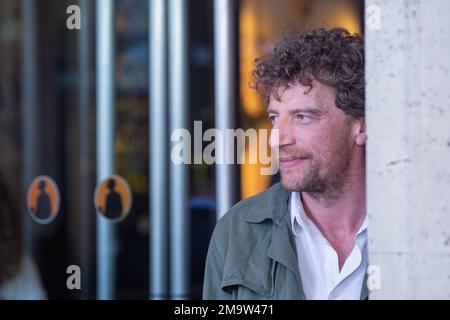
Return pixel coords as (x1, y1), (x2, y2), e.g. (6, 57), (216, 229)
(203, 182), (369, 300)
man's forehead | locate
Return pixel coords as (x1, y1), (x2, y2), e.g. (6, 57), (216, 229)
(268, 82), (335, 111)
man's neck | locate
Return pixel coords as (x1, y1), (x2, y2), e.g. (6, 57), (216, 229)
(300, 156), (366, 240)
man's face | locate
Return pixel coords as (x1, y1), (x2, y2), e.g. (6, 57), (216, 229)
(268, 81), (355, 196)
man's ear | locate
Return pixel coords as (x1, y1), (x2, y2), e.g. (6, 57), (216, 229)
(353, 117), (367, 146)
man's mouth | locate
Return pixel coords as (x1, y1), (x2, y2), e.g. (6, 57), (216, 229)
(278, 156), (308, 168)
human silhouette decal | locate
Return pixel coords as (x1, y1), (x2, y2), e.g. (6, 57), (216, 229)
(31, 180), (51, 219)
(99, 178), (123, 219)
(27, 176), (60, 224)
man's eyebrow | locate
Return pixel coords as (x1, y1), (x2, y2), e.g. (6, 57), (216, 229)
(267, 107), (324, 116)
(289, 107), (324, 116)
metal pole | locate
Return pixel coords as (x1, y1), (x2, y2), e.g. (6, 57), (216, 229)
(168, 0), (189, 300)
(149, 0), (169, 300)
(214, 0), (237, 219)
(78, 0), (93, 299)
(21, 0), (38, 256)
(96, 0), (116, 300)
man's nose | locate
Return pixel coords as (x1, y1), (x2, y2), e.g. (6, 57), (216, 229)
(269, 121), (295, 149)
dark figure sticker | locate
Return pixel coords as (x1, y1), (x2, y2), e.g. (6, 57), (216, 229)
(94, 175), (132, 222)
(27, 176), (60, 224)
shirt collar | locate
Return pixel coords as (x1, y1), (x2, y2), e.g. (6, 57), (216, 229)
(290, 191), (368, 238)
(357, 212), (369, 235)
(290, 192), (311, 237)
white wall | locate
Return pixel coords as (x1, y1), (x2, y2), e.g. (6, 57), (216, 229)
(366, 0), (450, 299)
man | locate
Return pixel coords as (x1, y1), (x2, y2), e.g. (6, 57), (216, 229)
(203, 28), (367, 300)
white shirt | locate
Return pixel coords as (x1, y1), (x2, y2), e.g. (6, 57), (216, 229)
(290, 191), (368, 300)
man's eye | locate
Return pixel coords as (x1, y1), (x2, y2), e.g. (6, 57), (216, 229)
(269, 115), (278, 124)
(296, 114), (311, 122)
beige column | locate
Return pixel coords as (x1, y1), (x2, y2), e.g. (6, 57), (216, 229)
(366, 0), (450, 299)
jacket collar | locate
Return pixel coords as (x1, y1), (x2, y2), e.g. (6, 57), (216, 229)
(238, 182), (305, 298)
(240, 182), (291, 226)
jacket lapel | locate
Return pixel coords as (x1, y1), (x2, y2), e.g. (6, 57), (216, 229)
(266, 212), (306, 299)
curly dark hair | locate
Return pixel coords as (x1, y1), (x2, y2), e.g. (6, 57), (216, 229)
(252, 27), (364, 118)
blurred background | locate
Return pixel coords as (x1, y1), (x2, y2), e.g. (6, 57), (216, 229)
(0, 0), (364, 299)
